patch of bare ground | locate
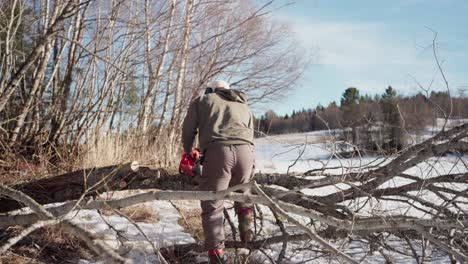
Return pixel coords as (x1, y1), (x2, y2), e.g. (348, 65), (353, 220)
(100, 204), (159, 223)
(0, 252), (45, 264)
(120, 204), (159, 223)
(177, 208), (204, 241)
(0, 226), (93, 264)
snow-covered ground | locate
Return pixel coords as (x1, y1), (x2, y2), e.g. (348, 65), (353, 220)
(73, 126), (466, 263)
(76, 197), (195, 264)
(255, 130), (467, 219)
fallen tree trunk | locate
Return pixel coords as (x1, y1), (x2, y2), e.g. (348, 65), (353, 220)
(0, 162), (153, 213)
(0, 163), (322, 213)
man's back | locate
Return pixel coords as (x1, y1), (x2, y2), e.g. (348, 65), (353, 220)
(182, 88), (253, 153)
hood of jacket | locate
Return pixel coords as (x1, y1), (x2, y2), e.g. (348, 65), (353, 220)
(215, 88), (248, 104)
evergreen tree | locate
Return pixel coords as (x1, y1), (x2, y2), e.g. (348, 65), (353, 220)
(341, 87), (362, 145)
(381, 86), (404, 151)
(341, 87), (360, 106)
(316, 103), (324, 111)
(360, 94), (372, 103)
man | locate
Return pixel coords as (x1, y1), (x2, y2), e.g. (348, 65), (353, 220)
(182, 80), (255, 263)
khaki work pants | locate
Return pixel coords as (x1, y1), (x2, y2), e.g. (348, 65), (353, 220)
(200, 144), (255, 250)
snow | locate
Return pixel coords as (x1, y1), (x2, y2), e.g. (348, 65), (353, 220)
(255, 135), (388, 175)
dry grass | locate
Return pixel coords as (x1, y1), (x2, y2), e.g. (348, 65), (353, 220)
(0, 128), (180, 185)
(120, 204), (159, 223)
(100, 204), (160, 223)
(177, 208), (204, 241)
(0, 160), (47, 185)
(0, 226), (93, 264)
(0, 253), (44, 264)
(99, 208), (115, 217)
(79, 129), (179, 169)
(80, 131), (149, 168)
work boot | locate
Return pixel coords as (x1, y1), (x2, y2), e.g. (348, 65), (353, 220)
(237, 208), (254, 244)
(208, 248), (225, 264)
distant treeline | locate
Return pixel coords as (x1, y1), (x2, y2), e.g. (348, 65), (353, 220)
(255, 87), (467, 153)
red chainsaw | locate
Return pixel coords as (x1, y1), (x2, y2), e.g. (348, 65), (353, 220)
(179, 149), (202, 177)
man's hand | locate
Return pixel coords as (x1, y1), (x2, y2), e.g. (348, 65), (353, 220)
(189, 149), (201, 161)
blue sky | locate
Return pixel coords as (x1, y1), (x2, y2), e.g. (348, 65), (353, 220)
(261, 0), (468, 115)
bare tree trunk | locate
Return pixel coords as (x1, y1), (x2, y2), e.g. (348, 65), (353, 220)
(167, 0), (194, 160)
(154, 52), (178, 151)
(0, 0), (77, 112)
(145, 0), (177, 132)
(48, 0), (88, 144)
(9, 0), (70, 145)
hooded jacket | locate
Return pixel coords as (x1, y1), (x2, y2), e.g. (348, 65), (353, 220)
(182, 88), (254, 153)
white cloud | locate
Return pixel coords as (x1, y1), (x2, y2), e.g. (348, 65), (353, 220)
(274, 13), (465, 94)
(277, 14), (428, 71)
